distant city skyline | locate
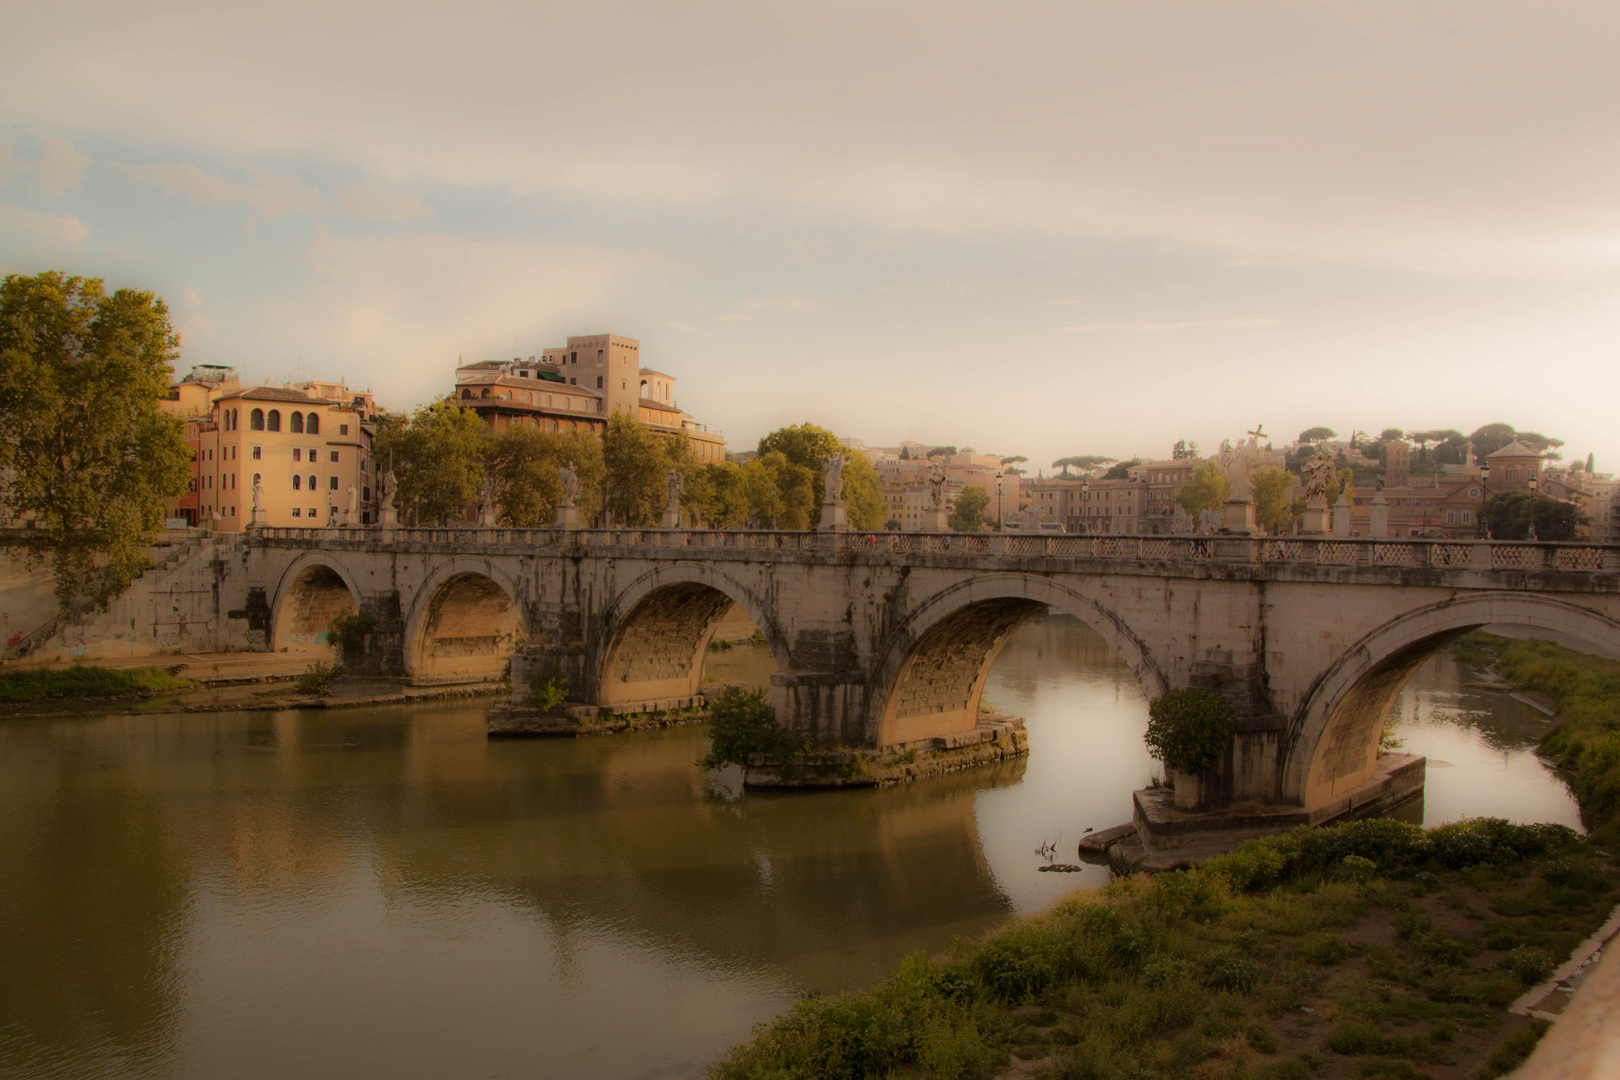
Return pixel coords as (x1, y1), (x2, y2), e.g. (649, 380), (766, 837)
(3, 2), (1617, 472)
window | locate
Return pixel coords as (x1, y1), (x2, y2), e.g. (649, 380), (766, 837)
(309, 447), (317, 460)
(293, 448), (302, 462)
(363, 486), (370, 501)
(306, 413), (318, 435)
(252, 445), (261, 460)
(330, 450), (339, 462)
(267, 409), (281, 432)
(570, 351), (576, 362)
(1469, 488), (1480, 499)
(461, 389), (472, 399)
(1445, 511), (1455, 524)
(1462, 510), (1473, 524)
(597, 376), (603, 388)
(293, 474), (302, 490)
(292, 507), (301, 517)
(290, 412), (304, 434)
(569, 377), (576, 385)
(339, 423), (348, 435)
(308, 475), (317, 491)
(309, 507), (317, 517)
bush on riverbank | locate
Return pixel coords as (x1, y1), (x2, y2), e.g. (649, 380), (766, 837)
(700, 686), (806, 772)
(711, 818), (1610, 1079)
(0, 664), (191, 702)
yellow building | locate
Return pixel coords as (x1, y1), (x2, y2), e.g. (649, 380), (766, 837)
(193, 383), (378, 530)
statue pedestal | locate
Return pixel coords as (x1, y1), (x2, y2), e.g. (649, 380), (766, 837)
(661, 505), (681, 529)
(921, 509), (949, 533)
(817, 499), (848, 532)
(1370, 491), (1389, 539)
(1332, 494), (1351, 537)
(1301, 499), (1329, 536)
(555, 503), (580, 530)
(379, 506), (397, 528)
(248, 507), (266, 530)
(1220, 497), (1257, 535)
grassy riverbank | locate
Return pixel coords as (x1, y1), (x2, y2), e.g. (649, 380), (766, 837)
(1455, 633), (1620, 831)
(713, 818), (1612, 1079)
(713, 633), (1620, 1080)
(0, 664), (192, 703)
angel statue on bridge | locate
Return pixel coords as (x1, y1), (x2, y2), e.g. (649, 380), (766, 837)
(1302, 449), (1338, 506)
(928, 460), (948, 511)
(822, 453), (846, 504)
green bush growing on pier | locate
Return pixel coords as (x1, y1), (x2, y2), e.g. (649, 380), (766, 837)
(528, 661), (570, 712)
(1144, 688), (1236, 775)
(328, 612), (375, 658)
(700, 686), (806, 772)
(295, 661), (333, 695)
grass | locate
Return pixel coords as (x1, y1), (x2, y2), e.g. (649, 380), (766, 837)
(710, 817), (1611, 1079)
(0, 664), (193, 703)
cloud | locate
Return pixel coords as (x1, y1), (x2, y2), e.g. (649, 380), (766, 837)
(121, 162), (324, 218)
(336, 184), (430, 221)
(35, 138), (91, 195)
(0, 204), (89, 245)
(715, 313), (753, 323)
(665, 321), (697, 332)
(1061, 318), (1280, 334)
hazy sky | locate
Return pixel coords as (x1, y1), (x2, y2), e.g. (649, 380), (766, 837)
(3, 1), (1618, 471)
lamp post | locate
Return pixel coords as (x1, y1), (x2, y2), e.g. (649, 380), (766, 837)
(996, 471), (1004, 531)
(1527, 473), (1539, 541)
(1477, 463), (1491, 539)
(1081, 474), (1091, 535)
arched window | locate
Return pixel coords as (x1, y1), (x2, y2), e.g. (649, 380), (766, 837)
(290, 412), (304, 434)
(305, 413), (318, 435)
(640, 379), (648, 397)
(308, 475), (317, 491)
(250, 408), (264, 430)
(267, 410), (281, 432)
(461, 388), (472, 399)
(481, 388), (491, 398)
(292, 474), (302, 490)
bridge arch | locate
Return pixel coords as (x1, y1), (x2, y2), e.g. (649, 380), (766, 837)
(869, 573), (1167, 747)
(270, 551), (362, 653)
(594, 562), (786, 707)
(404, 557), (529, 681)
(1285, 592), (1620, 809)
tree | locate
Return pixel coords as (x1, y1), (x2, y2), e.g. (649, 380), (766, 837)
(603, 411), (676, 527)
(949, 484), (990, 532)
(1176, 460), (1230, 523)
(0, 272), (193, 608)
(681, 461), (749, 528)
(999, 455), (1028, 475)
(1103, 457), (1141, 480)
(1484, 491), (1582, 541)
(1297, 426), (1337, 445)
(375, 398), (491, 525)
(927, 445), (957, 459)
(1053, 454), (1115, 478)
(1251, 467), (1304, 535)
(1377, 428), (1405, 444)
(485, 424), (603, 526)
(756, 423), (883, 528)
(1587, 453), (1596, 473)
(1171, 439), (1201, 460)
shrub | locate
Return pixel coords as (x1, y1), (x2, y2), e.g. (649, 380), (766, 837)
(528, 661), (569, 712)
(0, 664), (191, 702)
(295, 661), (334, 695)
(1476, 1020), (1550, 1079)
(1500, 946), (1555, 986)
(327, 612), (374, 658)
(1202, 947), (1260, 992)
(700, 686), (806, 771)
(1144, 689), (1235, 775)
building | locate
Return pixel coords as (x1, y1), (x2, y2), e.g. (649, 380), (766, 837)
(191, 381), (378, 530)
(455, 358), (606, 435)
(1027, 476), (1147, 534)
(161, 365), (242, 526)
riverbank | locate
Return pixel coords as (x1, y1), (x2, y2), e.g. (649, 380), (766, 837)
(0, 653), (504, 718)
(713, 636), (1620, 1079)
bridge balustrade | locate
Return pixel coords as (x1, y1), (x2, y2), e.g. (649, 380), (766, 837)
(248, 526), (1620, 574)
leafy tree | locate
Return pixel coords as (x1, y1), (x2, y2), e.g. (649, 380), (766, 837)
(926, 445), (957, 459)
(681, 462), (748, 528)
(1378, 428), (1405, 444)
(603, 411), (677, 526)
(1251, 467), (1303, 535)
(1175, 460), (1230, 522)
(1587, 453), (1596, 473)
(485, 424), (603, 526)
(999, 455), (1028, 475)
(375, 398), (491, 525)
(1145, 689), (1235, 775)
(1297, 426), (1337, 445)
(841, 451), (887, 530)
(699, 685), (805, 773)
(1484, 491), (1582, 541)
(756, 423), (883, 528)
(0, 272), (192, 608)
(1171, 439), (1201, 460)
(1053, 454), (1115, 478)
(949, 484), (990, 532)
(1103, 457), (1141, 480)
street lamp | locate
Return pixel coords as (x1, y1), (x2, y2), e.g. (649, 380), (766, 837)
(996, 471), (1003, 531)
(1528, 473), (1539, 541)
(1081, 474), (1091, 534)
(1478, 463), (1491, 539)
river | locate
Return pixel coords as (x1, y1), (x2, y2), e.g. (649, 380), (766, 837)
(0, 612), (1581, 1079)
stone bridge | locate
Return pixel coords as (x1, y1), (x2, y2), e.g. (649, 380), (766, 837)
(241, 526), (1620, 818)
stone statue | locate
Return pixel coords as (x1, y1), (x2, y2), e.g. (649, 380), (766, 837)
(821, 453), (846, 503)
(1302, 449), (1337, 505)
(346, 484), (357, 515)
(666, 468), (684, 507)
(558, 464), (578, 506)
(251, 474), (263, 511)
(927, 460), (948, 511)
(479, 477), (494, 515)
(1219, 425), (1266, 501)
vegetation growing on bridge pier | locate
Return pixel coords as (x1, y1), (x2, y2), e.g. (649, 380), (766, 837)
(711, 818), (1614, 1080)
(699, 686), (806, 773)
(1145, 688), (1236, 776)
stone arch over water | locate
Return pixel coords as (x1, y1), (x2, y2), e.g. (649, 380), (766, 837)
(405, 559), (528, 681)
(271, 552), (361, 652)
(1285, 592), (1620, 809)
(594, 563), (786, 707)
(868, 573), (1167, 748)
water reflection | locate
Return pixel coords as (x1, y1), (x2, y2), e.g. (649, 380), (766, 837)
(0, 612), (1586, 1079)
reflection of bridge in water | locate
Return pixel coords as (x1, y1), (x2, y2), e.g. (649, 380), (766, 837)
(246, 527), (1620, 828)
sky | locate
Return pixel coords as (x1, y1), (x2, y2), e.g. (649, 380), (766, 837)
(3, 1), (1619, 472)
